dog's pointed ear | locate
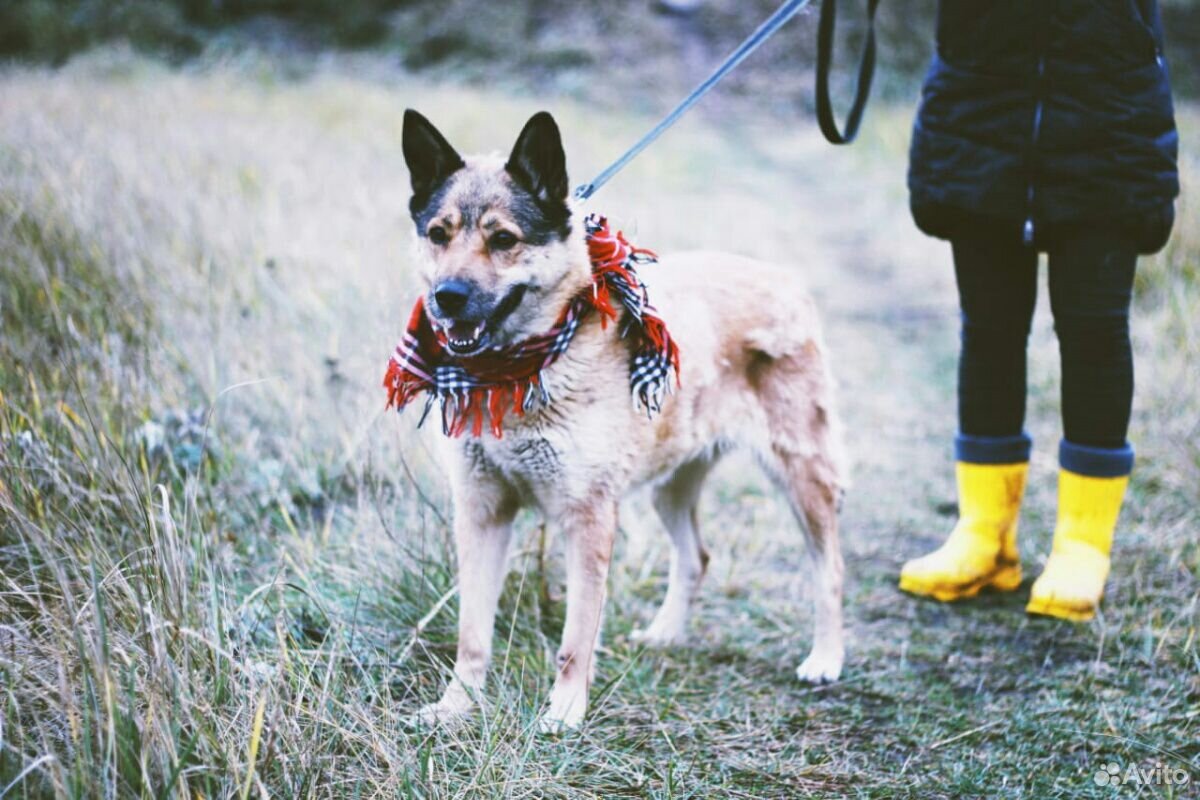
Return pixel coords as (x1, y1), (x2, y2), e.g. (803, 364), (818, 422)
(505, 111), (568, 204)
(402, 109), (464, 201)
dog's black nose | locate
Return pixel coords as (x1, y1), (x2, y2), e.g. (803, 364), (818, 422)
(433, 280), (472, 316)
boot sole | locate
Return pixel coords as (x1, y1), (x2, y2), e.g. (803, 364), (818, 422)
(899, 562), (1022, 602)
(1025, 595), (1096, 621)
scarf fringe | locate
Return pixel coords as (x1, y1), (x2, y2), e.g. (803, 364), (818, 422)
(384, 214), (679, 437)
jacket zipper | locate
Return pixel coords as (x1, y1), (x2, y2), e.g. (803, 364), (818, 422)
(1024, 53), (1046, 246)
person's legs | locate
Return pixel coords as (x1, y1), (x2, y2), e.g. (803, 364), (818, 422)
(1028, 226), (1138, 620)
(953, 232), (1040, 438)
(1047, 227), (1138, 448)
(900, 229), (1038, 601)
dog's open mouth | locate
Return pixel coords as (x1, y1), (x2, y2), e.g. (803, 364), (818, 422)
(438, 284), (529, 357)
(445, 320), (487, 354)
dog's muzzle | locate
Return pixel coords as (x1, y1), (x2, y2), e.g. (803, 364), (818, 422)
(429, 280), (529, 356)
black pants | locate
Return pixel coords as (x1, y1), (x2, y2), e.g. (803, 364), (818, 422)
(953, 225), (1137, 450)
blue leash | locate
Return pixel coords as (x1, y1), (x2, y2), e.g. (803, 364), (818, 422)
(573, 0), (878, 201)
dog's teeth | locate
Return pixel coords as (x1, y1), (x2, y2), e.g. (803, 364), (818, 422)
(473, 323), (485, 338)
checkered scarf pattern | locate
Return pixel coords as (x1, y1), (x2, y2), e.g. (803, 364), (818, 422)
(383, 213), (681, 437)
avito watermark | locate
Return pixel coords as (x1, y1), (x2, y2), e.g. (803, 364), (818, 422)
(1094, 760), (1191, 789)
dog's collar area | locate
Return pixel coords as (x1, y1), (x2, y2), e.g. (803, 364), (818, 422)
(383, 213), (681, 438)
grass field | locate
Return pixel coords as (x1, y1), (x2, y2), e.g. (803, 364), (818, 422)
(1, 48), (1197, 798)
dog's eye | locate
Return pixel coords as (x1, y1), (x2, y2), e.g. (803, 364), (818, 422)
(489, 231), (519, 251)
(428, 226), (449, 245)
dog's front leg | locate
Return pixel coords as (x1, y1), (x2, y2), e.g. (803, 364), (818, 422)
(539, 499), (618, 733)
(417, 482), (517, 726)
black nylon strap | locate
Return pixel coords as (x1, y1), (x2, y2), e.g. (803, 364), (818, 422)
(815, 0), (880, 144)
(574, 0), (880, 201)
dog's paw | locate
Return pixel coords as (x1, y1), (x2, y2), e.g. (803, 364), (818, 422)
(409, 697), (475, 730)
(795, 649), (843, 685)
(536, 710), (584, 735)
(630, 622), (686, 648)
(537, 685), (587, 734)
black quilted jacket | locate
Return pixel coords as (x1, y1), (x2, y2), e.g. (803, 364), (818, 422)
(908, 0), (1180, 252)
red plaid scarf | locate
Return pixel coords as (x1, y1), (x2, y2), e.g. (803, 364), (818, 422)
(383, 214), (681, 437)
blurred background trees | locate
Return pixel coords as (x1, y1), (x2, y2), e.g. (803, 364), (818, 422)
(2, 0), (1197, 99)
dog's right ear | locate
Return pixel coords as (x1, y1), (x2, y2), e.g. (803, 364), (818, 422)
(402, 109), (464, 202)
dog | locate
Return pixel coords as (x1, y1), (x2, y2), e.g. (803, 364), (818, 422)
(397, 109), (846, 732)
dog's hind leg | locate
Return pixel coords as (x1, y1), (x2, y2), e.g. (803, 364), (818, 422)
(778, 449), (845, 684)
(632, 456), (715, 646)
(753, 345), (846, 684)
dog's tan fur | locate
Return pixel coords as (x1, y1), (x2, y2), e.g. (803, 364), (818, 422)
(402, 111), (845, 731)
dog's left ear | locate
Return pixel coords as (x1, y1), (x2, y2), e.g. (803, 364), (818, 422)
(506, 111), (568, 204)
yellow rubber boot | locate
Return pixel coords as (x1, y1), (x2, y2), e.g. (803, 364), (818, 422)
(900, 461), (1028, 601)
(1027, 469), (1129, 621)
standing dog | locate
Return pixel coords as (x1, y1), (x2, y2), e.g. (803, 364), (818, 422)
(398, 109), (845, 731)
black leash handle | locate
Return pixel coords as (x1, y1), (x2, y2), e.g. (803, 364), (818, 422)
(574, 0), (880, 200)
(815, 0), (880, 144)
